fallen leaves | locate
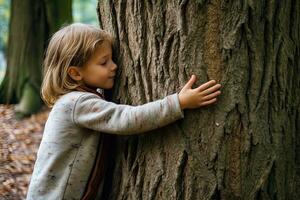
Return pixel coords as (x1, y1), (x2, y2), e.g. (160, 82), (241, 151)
(0, 104), (50, 200)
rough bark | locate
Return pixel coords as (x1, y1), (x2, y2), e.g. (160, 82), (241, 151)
(0, 0), (72, 118)
(98, 0), (300, 199)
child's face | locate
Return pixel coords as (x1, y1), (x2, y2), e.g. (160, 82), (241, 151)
(80, 41), (117, 89)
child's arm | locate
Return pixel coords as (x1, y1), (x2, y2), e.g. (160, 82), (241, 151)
(73, 75), (221, 135)
(73, 93), (183, 135)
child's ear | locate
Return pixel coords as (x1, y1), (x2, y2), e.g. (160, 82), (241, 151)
(67, 66), (83, 81)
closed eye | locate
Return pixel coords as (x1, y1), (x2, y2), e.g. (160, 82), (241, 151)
(100, 61), (107, 65)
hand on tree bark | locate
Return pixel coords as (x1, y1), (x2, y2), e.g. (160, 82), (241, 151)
(178, 75), (221, 109)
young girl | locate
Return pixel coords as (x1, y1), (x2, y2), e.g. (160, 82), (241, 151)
(26, 23), (221, 200)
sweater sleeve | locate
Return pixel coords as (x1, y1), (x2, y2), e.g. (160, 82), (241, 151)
(73, 93), (184, 135)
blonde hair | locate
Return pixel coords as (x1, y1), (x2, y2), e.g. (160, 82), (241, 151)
(41, 23), (115, 107)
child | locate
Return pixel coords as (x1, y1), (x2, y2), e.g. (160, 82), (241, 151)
(26, 23), (221, 200)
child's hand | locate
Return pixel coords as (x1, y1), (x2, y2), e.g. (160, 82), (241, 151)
(178, 75), (221, 109)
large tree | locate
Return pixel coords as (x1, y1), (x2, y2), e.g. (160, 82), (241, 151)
(98, 1), (300, 199)
(0, 0), (72, 118)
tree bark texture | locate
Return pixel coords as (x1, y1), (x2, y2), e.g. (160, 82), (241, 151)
(98, 1), (300, 199)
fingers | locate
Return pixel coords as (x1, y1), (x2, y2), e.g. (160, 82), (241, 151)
(200, 98), (217, 106)
(182, 75), (197, 90)
(201, 83), (221, 95)
(196, 79), (221, 107)
(202, 90), (221, 101)
(196, 80), (217, 92)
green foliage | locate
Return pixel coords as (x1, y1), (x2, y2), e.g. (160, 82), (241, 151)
(0, 0), (10, 83)
(73, 0), (98, 25)
(0, 0), (10, 52)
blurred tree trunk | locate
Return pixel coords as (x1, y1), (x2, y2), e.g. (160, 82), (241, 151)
(44, 0), (73, 34)
(0, 0), (72, 118)
(98, 1), (300, 199)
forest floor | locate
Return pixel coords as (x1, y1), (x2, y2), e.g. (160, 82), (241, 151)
(0, 104), (50, 200)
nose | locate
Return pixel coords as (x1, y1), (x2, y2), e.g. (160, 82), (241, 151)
(112, 61), (117, 71)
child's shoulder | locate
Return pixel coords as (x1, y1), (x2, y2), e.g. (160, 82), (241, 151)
(55, 91), (101, 106)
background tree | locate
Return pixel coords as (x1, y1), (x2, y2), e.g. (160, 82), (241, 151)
(98, 1), (300, 199)
(0, 0), (72, 118)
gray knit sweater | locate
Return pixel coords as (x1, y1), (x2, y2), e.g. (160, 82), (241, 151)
(26, 91), (184, 200)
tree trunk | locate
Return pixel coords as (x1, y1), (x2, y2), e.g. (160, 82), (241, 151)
(98, 0), (300, 199)
(44, 0), (73, 34)
(0, 0), (72, 118)
(0, 0), (46, 111)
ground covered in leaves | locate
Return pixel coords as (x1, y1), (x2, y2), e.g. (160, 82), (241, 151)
(0, 105), (50, 200)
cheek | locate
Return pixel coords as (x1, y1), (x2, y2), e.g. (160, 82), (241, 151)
(93, 67), (106, 77)
(98, 69), (110, 81)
